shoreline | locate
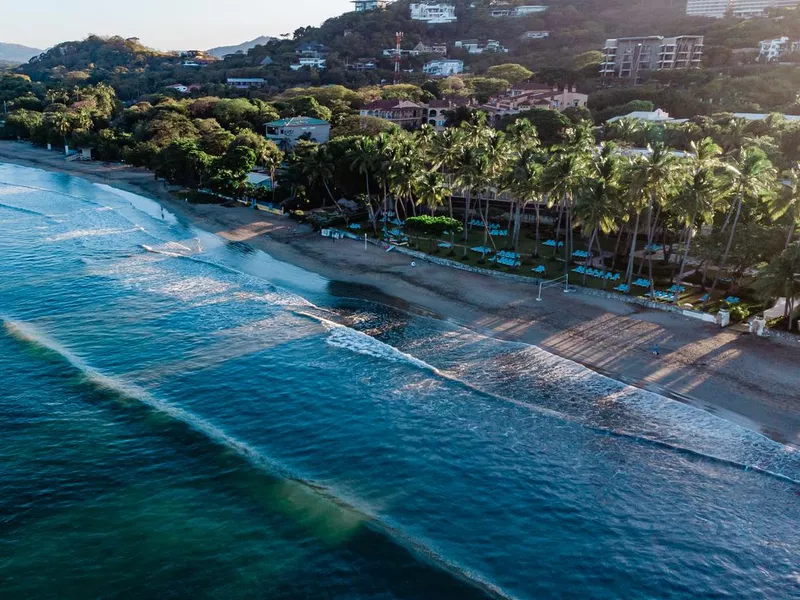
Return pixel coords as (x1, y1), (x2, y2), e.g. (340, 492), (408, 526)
(1, 141), (798, 447)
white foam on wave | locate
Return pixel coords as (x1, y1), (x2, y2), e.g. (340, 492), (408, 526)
(47, 227), (141, 242)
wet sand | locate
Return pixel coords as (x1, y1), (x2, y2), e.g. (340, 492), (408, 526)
(1, 141), (798, 447)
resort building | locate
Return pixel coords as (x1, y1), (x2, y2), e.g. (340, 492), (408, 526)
(423, 58), (464, 76)
(265, 117), (331, 148)
(359, 100), (427, 129)
(409, 3), (458, 23)
(600, 35), (704, 81)
(352, 0), (393, 11)
(453, 39), (508, 54)
(226, 78), (266, 89)
(490, 5), (549, 17)
(479, 85), (589, 124)
(686, 0), (799, 18)
(758, 36), (800, 61)
(425, 99), (467, 131)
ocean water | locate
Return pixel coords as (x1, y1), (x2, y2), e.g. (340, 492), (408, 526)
(0, 162), (798, 600)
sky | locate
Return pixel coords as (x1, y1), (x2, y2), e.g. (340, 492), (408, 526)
(1, 0), (353, 50)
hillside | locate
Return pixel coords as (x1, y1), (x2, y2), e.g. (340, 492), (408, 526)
(207, 36), (276, 58)
(0, 42), (43, 64)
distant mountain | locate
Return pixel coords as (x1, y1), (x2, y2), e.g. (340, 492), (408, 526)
(0, 42), (43, 64)
(206, 36), (276, 58)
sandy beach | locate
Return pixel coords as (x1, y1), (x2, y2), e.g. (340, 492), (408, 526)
(1, 140), (798, 447)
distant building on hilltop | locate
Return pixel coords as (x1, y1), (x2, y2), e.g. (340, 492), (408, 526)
(348, 58), (379, 70)
(758, 36), (800, 61)
(607, 108), (672, 123)
(290, 57), (327, 70)
(600, 35), (704, 81)
(686, 0), (798, 18)
(490, 5), (548, 17)
(265, 117), (331, 149)
(352, 0), (393, 11)
(423, 58), (464, 76)
(227, 78), (266, 89)
(521, 31), (550, 40)
(454, 39), (508, 54)
(410, 3), (458, 23)
(413, 41), (448, 55)
(479, 85), (589, 124)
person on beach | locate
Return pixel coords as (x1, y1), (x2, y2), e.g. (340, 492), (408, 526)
(652, 344), (660, 357)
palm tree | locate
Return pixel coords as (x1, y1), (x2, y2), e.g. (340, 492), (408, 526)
(574, 143), (622, 286)
(542, 137), (591, 282)
(766, 163), (800, 249)
(607, 117), (643, 146)
(301, 145), (340, 212)
(670, 138), (726, 304)
(350, 136), (379, 233)
(481, 129), (513, 253)
(717, 117), (753, 156)
(704, 147), (777, 307)
(453, 144), (485, 257)
(508, 147), (545, 255)
(754, 242), (800, 331)
(625, 143), (681, 298)
(413, 171), (451, 250)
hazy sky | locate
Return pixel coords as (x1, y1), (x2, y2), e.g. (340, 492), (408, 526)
(2, 0), (353, 50)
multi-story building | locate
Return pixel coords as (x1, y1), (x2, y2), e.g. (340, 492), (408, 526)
(479, 85), (589, 124)
(686, 0), (798, 18)
(600, 35), (704, 81)
(758, 36), (800, 61)
(348, 58), (379, 70)
(422, 58), (464, 76)
(490, 5), (548, 17)
(454, 39), (508, 54)
(352, 0), (393, 11)
(413, 42), (448, 54)
(359, 100), (427, 129)
(290, 57), (327, 70)
(409, 3), (458, 23)
(521, 31), (550, 40)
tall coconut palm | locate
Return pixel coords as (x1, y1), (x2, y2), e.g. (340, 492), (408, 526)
(453, 144), (485, 257)
(754, 242), (800, 331)
(766, 163), (800, 249)
(704, 146), (777, 307)
(481, 129), (513, 253)
(670, 138), (726, 304)
(413, 171), (451, 251)
(508, 147), (545, 255)
(301, 145), (339, 211)
(574, 142), (622, 286)
(541, 144), (590, 282)
(625, 143), (681, 298)
(350, 136), (379, 233)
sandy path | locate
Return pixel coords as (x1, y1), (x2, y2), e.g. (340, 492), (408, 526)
(1, 141), (798, 446)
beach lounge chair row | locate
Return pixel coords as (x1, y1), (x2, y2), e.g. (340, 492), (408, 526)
(491, 256), (521, 267)
(489, 229), (509, 236)
(531, 265), (546, 274)
(725, 296), (741, 304)
(668, 284), (686, 293)
(390, 218), (405, 226)
(572, 266), (621, 280)
(632, 278), (652, 288)
(614, 284), (630, 293)
(471, 246), (493, 254)
(572, 250), (590, 258)
(496, 250), (520, 259)
(646, 290), (676, 301)
(438, 242), (453, 248)
(644, 244), (662, 252)
(543, 240), (564, 248)
(349, 223), (362, 230)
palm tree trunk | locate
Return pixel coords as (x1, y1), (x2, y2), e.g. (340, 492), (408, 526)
(583, 227), (597, 286)
(610, 223), (624, 273)
(672, 225), (695, 305)
(705, 194), (744, 308)
(462, 191), (471, 258)
(563, 196), (572, 283)
(625, 210), (642, 294)
(552, 198), (564, 258)
(534, 202), (541, 257)
(785, 220), (795, 249)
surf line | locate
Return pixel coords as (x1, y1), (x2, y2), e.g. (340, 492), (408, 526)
(293, 310), (800, 487)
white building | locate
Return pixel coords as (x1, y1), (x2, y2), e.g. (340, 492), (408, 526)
(686, 0), (799, 18)
(227, 78), (266, 89)
(490, 5), (548, 17)
(758, 36), (800, 61)
(521, 31), (550, 39)
(290, 57), (327, 70)
(607, 108), (672, 123)
(410, 3), (458, 23)
(352, 0), (393, 11)
(423, 59), (464, 76)
(454, 39), (508, 54)
(265, 117), (331, 149)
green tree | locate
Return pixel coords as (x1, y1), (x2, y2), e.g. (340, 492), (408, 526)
(754, 243), (800, 330)
(486, 64), (533, 85)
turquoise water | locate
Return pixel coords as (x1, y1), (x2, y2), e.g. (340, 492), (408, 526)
(0, 162), (798, 600)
